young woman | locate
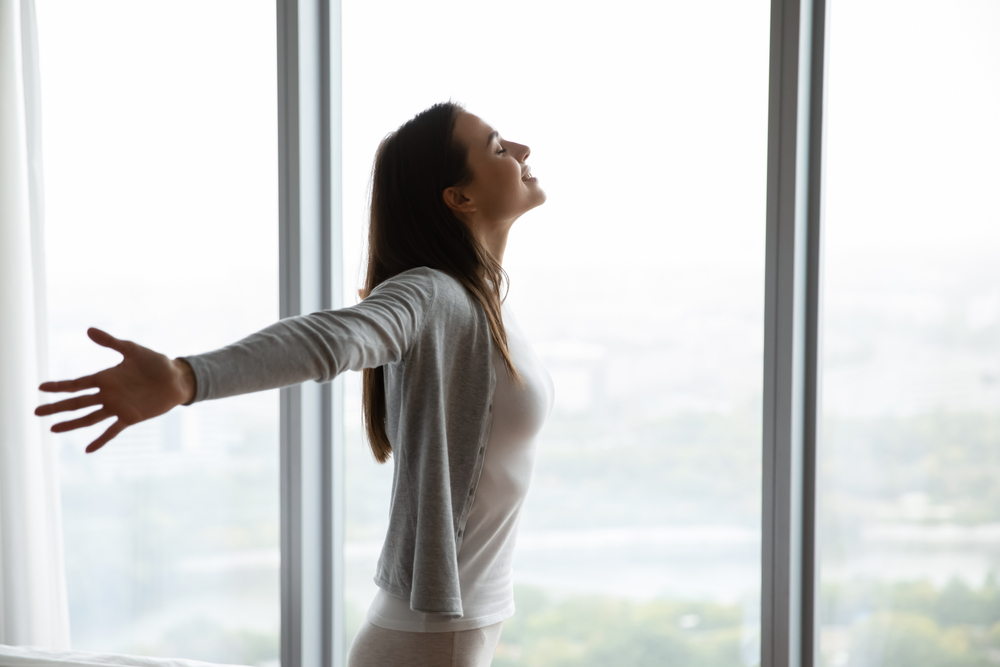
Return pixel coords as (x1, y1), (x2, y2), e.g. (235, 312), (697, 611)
(36, 101), (554, 667)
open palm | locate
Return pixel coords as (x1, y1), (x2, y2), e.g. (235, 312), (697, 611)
(35, 327), (194, 453)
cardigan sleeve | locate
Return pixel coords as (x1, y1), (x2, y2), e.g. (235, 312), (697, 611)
(179, 268), (435, 403)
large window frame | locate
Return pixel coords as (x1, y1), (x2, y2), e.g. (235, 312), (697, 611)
(274, 0), (828, 666)
(276, 1), (343, 665)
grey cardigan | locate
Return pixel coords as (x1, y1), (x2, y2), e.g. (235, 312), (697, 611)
(181, 267), (496, 618)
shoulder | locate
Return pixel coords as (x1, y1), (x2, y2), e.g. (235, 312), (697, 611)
(380, 266), (462, 290)
(374, 267), (472, 309)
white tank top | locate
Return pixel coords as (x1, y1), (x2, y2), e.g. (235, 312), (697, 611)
(366, 303), (554, 632)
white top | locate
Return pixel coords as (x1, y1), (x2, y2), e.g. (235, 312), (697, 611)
(366, 304), (554, 632)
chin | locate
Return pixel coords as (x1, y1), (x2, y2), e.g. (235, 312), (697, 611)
(511, 191), (547, 220)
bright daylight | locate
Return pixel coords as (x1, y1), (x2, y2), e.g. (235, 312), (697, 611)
(1, 1), (998, 667)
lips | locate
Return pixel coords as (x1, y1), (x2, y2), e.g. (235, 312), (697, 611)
(521, 166), (533, 181)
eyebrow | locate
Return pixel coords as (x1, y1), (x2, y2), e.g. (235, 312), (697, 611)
(485, 130), (499, 147)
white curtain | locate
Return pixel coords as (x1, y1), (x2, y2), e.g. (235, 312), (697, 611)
(0, 0), (71, 648)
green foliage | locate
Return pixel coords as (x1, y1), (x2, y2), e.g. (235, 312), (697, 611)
(844, 611), (985, 667)
(821, 575), (1000, 629)
(810, 576), (1000, 667)
(490, 578), (1000, 667)
(492, 585), (749, 667)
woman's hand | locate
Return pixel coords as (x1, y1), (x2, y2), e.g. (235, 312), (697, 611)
(35, 327), (196, 453)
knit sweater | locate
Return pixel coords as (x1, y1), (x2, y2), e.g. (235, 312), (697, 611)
(180, 267), (496, 618)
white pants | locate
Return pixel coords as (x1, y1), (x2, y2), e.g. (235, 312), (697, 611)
(347, 620), (504, 667)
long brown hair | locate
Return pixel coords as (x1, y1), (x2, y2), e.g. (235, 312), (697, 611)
(361, 101), (520, 464)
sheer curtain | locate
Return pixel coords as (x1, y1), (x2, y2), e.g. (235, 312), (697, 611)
(0, 0), (70, 647)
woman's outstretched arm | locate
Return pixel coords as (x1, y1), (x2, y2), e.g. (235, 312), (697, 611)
(36, 266), (439, 454)
(35, 327), (196, 453)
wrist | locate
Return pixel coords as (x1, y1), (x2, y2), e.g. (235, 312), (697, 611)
(172, 358), (197, 405)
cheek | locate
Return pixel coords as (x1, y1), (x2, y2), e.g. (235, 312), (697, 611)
(503, 162), (526, 197)
(481, 164), (522, 207)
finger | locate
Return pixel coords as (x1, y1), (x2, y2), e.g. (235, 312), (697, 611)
(86, 420), (126, 454)
(35, 392), (101, 416)
(88, 327), (131, 354)
(39, 375), (100, 393)
(51, 408), (112, 433)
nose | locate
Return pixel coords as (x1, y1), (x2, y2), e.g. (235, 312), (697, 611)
(519, 143), (531, 162)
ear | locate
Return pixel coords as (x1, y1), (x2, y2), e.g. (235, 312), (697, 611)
(442, 186), (476, 215)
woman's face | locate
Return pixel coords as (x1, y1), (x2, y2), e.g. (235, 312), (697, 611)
(446, 111), (546, 230)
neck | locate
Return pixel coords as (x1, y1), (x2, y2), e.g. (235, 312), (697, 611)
(463, 215), (514, 266)
(480, 228), (509, 266)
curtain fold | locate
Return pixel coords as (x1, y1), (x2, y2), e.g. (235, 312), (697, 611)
(0, 0), (71, 647)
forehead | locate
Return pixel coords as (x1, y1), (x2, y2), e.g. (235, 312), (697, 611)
(456, 112), (495, 146)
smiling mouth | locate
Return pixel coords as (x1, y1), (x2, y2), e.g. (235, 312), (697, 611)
(522, 167), (535, 181)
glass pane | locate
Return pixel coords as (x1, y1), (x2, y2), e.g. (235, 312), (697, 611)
(818, 2), (1000, 666)
(37, 1), (280, 662)
(342, 1), (769, 664)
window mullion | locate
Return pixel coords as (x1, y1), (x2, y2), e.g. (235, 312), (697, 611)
(761, 0), (828, 665)
(277, 1), (342, 666)
(322, 0), (345, 665)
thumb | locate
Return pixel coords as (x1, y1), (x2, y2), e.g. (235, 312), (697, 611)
(87, 327), (130, 354)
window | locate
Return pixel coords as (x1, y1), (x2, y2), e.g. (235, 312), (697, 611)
(818, 2), (1000, 666)
(33, 1), (998, 665)
(38, 1), (280, 662)
(340, 1), (770, 663)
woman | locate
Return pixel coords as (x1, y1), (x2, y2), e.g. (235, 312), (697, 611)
(35, 101), (554, 667)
